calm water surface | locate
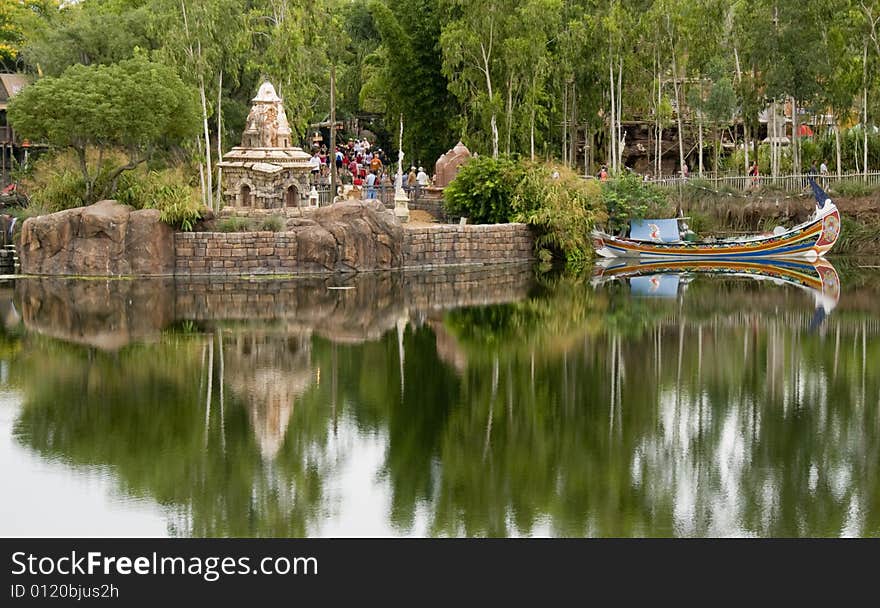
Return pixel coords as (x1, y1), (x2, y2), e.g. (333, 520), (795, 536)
(1, 259), (878, 537)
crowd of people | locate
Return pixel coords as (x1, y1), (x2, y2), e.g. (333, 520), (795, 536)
(308, 138), (432, 199)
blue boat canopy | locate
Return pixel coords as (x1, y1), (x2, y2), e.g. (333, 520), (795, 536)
(630, 218), (681, 243)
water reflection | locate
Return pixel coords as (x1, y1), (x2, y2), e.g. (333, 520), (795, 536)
(2, 260), (879, 537)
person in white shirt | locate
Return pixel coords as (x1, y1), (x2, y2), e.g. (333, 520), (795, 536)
(364, 171), (378, 199)
(416, 166), (429, 187)
(309, 153), (321, 183)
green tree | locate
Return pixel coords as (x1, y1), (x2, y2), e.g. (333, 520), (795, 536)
(0, 0), (59, 71)
(8, 55), (199, 201)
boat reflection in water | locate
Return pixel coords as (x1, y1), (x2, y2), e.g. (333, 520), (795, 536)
(592, 257), (841, 326)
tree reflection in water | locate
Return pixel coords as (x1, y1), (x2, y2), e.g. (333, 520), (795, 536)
(4, 261), (880, 537)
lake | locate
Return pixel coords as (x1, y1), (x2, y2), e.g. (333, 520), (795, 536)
(1, 259), (878, 537)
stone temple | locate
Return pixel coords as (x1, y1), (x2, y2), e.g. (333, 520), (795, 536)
(218, 82), (312, 209)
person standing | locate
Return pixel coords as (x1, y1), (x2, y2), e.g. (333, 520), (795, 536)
(370, 154), (383, 174)
(309, 152), (321, 184)
(748, 160), (759, 189)
(416, 166), (429, 187)
(365, 170), (378, 199)
(819, 159), (829, 188)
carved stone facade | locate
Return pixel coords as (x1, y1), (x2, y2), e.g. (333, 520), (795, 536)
(433, 141), (472, 188)
(218, 82), (312, 210)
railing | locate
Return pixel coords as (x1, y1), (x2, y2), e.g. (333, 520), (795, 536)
(646, 171), (880, 193)
(311, 184), (431, 207)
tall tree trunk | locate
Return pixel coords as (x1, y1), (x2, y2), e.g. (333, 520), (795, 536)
(791, 96), (800, 175)
(771, 100), (777, 177)
(530, 107), (535, 161)
(609, 56), (616, 172)
(657, 55), (663, 177)
(698, 109), (704, 177)
(864, 43), (870, 176)
(198, 74), (213, 212)
(617, 55), (623, 170)
(505, 77), (513, 156)
(195, 135), (207, 208)
(571, 79), (578, 170)
(563, 80), (569, 165)
(529, 74), (536, 161)
(480, 43), (498, 158)
(670, 42), (685, 177)
(835, 120), (842, 176)
(216, 70), (223, 210)
(744, 122), (750, 177)
(715, 128), (720, 175)
(734, 46), (749, 174)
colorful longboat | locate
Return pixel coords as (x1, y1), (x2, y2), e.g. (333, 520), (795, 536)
(592, 178), (841, 260)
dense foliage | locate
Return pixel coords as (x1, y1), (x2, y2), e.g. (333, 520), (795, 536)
(17, 152), (203, 230)
(444, 157), (606, 264)
(442, 156), (522, 224)
(511, 164), (605, 266)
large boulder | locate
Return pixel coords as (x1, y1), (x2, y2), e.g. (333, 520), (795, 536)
(19, 200), (176, 276)
(290, 200), (404, 272)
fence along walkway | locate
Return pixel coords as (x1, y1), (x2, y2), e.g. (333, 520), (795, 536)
(311, 183), (430, 207)
(646, 171), (880, 193)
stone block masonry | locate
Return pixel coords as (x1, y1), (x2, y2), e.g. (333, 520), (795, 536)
(402, 224), (534, 270)
(175, 223), (534, 276)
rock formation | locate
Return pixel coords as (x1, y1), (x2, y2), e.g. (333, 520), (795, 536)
(19, 200), (175, 276)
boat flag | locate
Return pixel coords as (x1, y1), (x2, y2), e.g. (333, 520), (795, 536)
(808, 177), (831, 210)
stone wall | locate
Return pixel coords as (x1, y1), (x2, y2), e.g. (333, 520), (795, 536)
(403, 224), (533, 269)
(175, 221), (533, 276)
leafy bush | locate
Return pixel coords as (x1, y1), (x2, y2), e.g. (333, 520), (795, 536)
(258, 215), (285, 232)
(443, 157), (609, 263)
(138, 170), (202, 231)
(218, 217), (251, 232)
(20, 151), (204, 229)
(600, 172), (670, 235)
(443, 156), (524, 223)
(511, 164), (605, 267)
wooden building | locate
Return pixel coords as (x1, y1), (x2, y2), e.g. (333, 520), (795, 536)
(0, 73), (31, 185)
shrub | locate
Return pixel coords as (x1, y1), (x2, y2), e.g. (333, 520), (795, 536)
(511, 163), (605, 267)
(443, 156), (524, 223)
(218, 217), (251, 232)
(19, 150), (204, 229)
(259, 215), (285, 232)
